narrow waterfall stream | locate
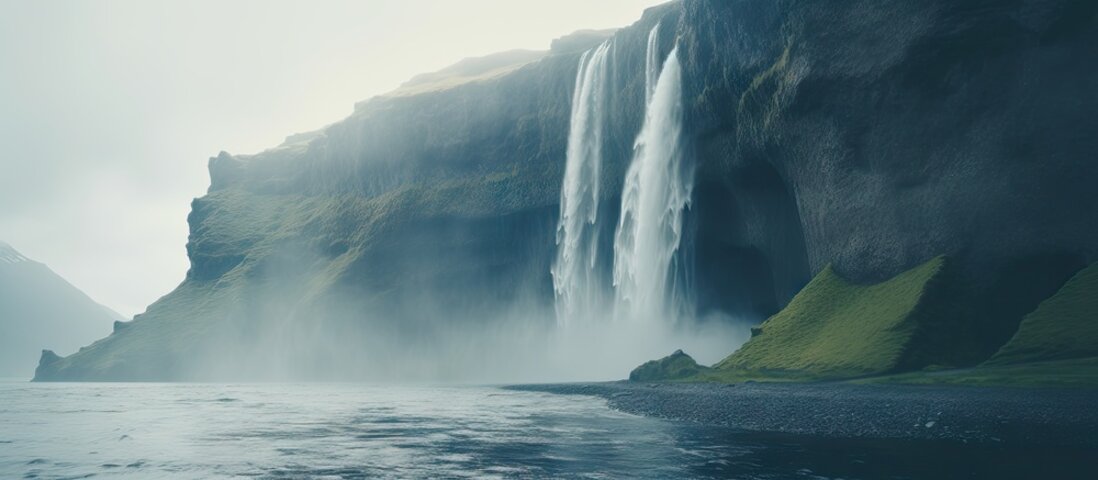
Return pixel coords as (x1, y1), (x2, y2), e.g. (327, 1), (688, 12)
(551, 41), (612, 326)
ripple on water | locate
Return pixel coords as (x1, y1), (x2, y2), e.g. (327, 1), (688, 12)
(2, 382), (1091, 479)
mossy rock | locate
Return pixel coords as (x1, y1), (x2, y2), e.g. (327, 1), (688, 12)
(629, 350), (711, 382)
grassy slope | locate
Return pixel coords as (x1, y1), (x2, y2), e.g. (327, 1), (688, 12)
(709, 256), (947, 380)
(678, 259), (1098, 388)
(985, 262), (1098, 365)
(37, 191), (366, 380)
(867, 262), (1098, 388)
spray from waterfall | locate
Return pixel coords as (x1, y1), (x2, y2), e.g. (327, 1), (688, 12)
(613, 30), (693, 324)
(551, 41), (612, 326)
(545, 25), (744, 375)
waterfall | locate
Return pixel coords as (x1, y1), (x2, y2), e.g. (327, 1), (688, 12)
(551, 41), (612, 326)
(612, 35), (693, 324)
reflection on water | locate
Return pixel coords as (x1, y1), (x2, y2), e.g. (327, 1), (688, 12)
(0, 382), (1091, 479)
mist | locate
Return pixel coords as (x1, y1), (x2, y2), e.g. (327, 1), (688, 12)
(9, 0), (758, 384)
(5, 1), (1095, 477)
(0, 0), (668, 318)
(159, 217), (752, 383)
(166, 13), (749, 383)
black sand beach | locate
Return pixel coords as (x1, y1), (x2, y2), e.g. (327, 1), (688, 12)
(509, 381), (1098, 448)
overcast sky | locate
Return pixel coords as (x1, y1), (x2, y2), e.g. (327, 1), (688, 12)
(0, 0), (668, 317)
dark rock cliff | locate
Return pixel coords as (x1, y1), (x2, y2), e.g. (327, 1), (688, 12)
(35, 0), (1098, 380)
(681, 0), (1098, 360)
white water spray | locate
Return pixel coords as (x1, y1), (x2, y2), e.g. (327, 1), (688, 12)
(613, 33), (693, 324)
(547, 26), (745, 375)
(551, 41), (612, 326)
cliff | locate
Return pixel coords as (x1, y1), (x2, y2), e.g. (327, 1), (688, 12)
(35, 0), (1098, 381)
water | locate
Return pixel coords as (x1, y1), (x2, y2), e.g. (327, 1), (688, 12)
(2, 382), (702, 479)
(2, 381), (1087, 479)
(552, 41), (613, 326)
(613, 33), (693, 324)
(644, 24), (662, 104)
(549, 29), (739, 365)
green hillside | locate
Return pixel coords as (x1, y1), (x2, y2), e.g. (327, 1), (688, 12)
(985, 262), (1098, 366)
(634, 258), (1098, 388)
(708, 256), (949, 380)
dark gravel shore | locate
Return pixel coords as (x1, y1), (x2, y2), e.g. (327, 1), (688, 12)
(507, 381), (1098, 447)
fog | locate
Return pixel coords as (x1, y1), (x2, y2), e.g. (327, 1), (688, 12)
(0, 0), (668, 318)
(156, 12), (751, 383)
(175, 249), (752, 383)
(4, 0), (756, 383)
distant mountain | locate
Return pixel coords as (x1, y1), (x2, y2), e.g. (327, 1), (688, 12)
(0, 241), (118, 378)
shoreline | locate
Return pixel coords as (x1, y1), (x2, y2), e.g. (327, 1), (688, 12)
(507, 381), (1098, 448)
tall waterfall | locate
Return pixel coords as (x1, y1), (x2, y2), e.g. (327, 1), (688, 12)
(612, 34), (693, 324)
(546, 25), (741, 376)
(551, 41), (612, 326)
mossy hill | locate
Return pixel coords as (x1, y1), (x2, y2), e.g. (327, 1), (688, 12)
(634, 258), (1098, 387)
(870, 261), (1098, 388)
(630, 350), (711, 382)
(986, 262), (1098, 366)
(712, 256), (949, 380)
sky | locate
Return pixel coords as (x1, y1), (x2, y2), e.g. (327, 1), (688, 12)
(0, 0), (668, 317)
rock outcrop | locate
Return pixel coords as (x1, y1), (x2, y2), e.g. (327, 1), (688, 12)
(630, 349), (711, 382)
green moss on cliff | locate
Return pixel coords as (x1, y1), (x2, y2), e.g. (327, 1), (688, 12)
(985, 262), (1098, 366)
(710, 256), (948, 380)
(736, 39), (802, 143)
(35, 280), (230, 380)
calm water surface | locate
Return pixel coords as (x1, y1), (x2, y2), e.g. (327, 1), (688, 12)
(0, 381), (1089, 479)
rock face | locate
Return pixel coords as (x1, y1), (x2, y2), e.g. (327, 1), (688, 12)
(0, 242), (118, 378)
(35, 0), (1098, 381)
